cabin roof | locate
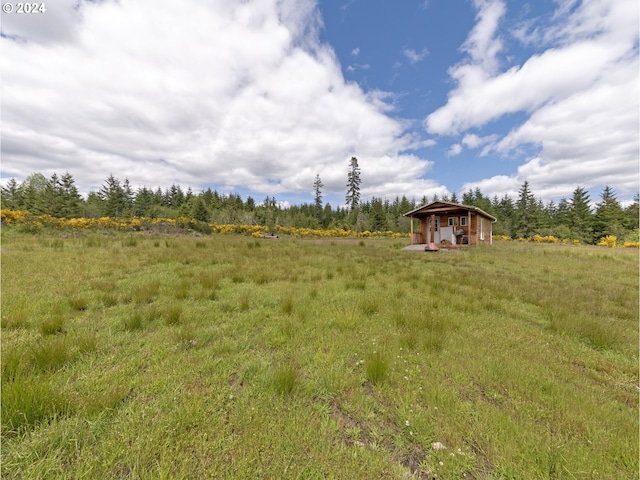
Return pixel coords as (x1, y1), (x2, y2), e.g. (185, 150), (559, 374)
(403, 201), (497, 222)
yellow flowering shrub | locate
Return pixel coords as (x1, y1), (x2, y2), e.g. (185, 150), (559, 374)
(1, 209), (31, 224)
(0, 209), (411, 239)
(597, 235), (617, 247)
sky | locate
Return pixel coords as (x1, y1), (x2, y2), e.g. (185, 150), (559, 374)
(1, 0), (638, 208)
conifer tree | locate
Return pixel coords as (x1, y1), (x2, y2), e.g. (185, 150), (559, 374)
(514, 181), (537, 238)
(99, 174), (126, 218)
(345, 157), (361, 210)
(0, 178), (21, 209)
(593, 186), (625, 240)
(313, 174), (324, 220)
(60, 172), (82, 218)
(568, 187), (593, 243)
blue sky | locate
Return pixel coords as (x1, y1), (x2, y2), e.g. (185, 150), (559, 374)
(1, 0), (638, 208)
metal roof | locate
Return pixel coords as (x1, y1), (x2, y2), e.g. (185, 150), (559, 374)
(403, 201), (497, 222)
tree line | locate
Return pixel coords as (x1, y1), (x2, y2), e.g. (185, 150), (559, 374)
(1, 167), (637, 244)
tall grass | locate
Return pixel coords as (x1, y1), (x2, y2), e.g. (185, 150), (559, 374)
(0, 235), (637, 479)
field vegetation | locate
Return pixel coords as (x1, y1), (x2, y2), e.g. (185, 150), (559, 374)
(1, 231), (638, 478)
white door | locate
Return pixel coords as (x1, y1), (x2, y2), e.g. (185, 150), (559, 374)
(440, 226), (454, 244)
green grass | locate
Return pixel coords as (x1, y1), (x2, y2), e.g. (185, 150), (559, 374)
(1, 234), (638, 478)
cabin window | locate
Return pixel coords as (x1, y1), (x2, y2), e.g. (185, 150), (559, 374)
(460, 216), (468, 226)
(448, 217), (458, 226)
(427, 217), (439, 231)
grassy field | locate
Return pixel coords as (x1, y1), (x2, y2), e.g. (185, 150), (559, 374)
(1, 233), (638, 479)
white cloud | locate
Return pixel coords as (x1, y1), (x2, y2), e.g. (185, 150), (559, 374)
(461, 0), (506, 73)
(447, 144), (463, 157)
(403, 48), (429, 64)
(1, 0), (440, 201)
(462, 133), (497, 149)
(351, 47), (360, 56)
(425, 0), (639, 199)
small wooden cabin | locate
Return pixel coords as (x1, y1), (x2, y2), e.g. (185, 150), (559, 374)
(404, 201), (497, 246)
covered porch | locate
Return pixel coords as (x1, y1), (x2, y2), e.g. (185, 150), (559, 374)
(403, 201), (496, 247)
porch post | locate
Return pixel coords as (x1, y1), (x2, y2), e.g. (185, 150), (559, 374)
(430, 213), (435, 243)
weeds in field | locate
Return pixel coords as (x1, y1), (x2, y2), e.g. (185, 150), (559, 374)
(123, 312), (143, 331)
(132, 281), (160, 305)
(366, 350), (388, 385)
(40, 316), (64, 336)
(1, 376), (70, 434)
(68, 297), (89, 311)
(164, 304), (182, 326)
(273, 363), (298, 395)
(29, 338), (70, 374)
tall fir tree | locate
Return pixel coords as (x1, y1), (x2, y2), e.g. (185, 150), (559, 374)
(60, 172), (82, 218)
(0, 178), (21, 209)
(345, 156), (361, 210)
(514, 181), (538, 238)
(99, 174), (127, 218)
(593, 186), (625, 240)
(623, 193), (639, 232)
(568, 187), (593, 243)
(313, 174), (324, 220)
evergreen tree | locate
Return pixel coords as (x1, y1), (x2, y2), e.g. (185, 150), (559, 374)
(514, 181), (538, 238)
(41, 173), (63, 216)
(122, 179), (134, 217)
(345, 156), (361, 210)
(84, 191), (104, 218)
(568, 187), (593, 243)
(493, 193), (516, 237)
(313, 174), (324, 220)
(133, 187), (154, 217)
(18, 173), (48, 214)
(593, 186), (625, 240)
(369, 198), (389, 231)
(99, 174), (126, 218)
(623, 194), (639, 232)
(191, 197), (210, 222)
(60, 172), (82, 218)
(0, 178), (21, 209)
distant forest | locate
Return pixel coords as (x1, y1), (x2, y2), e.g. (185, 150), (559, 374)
(1, 171), (638, 244)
